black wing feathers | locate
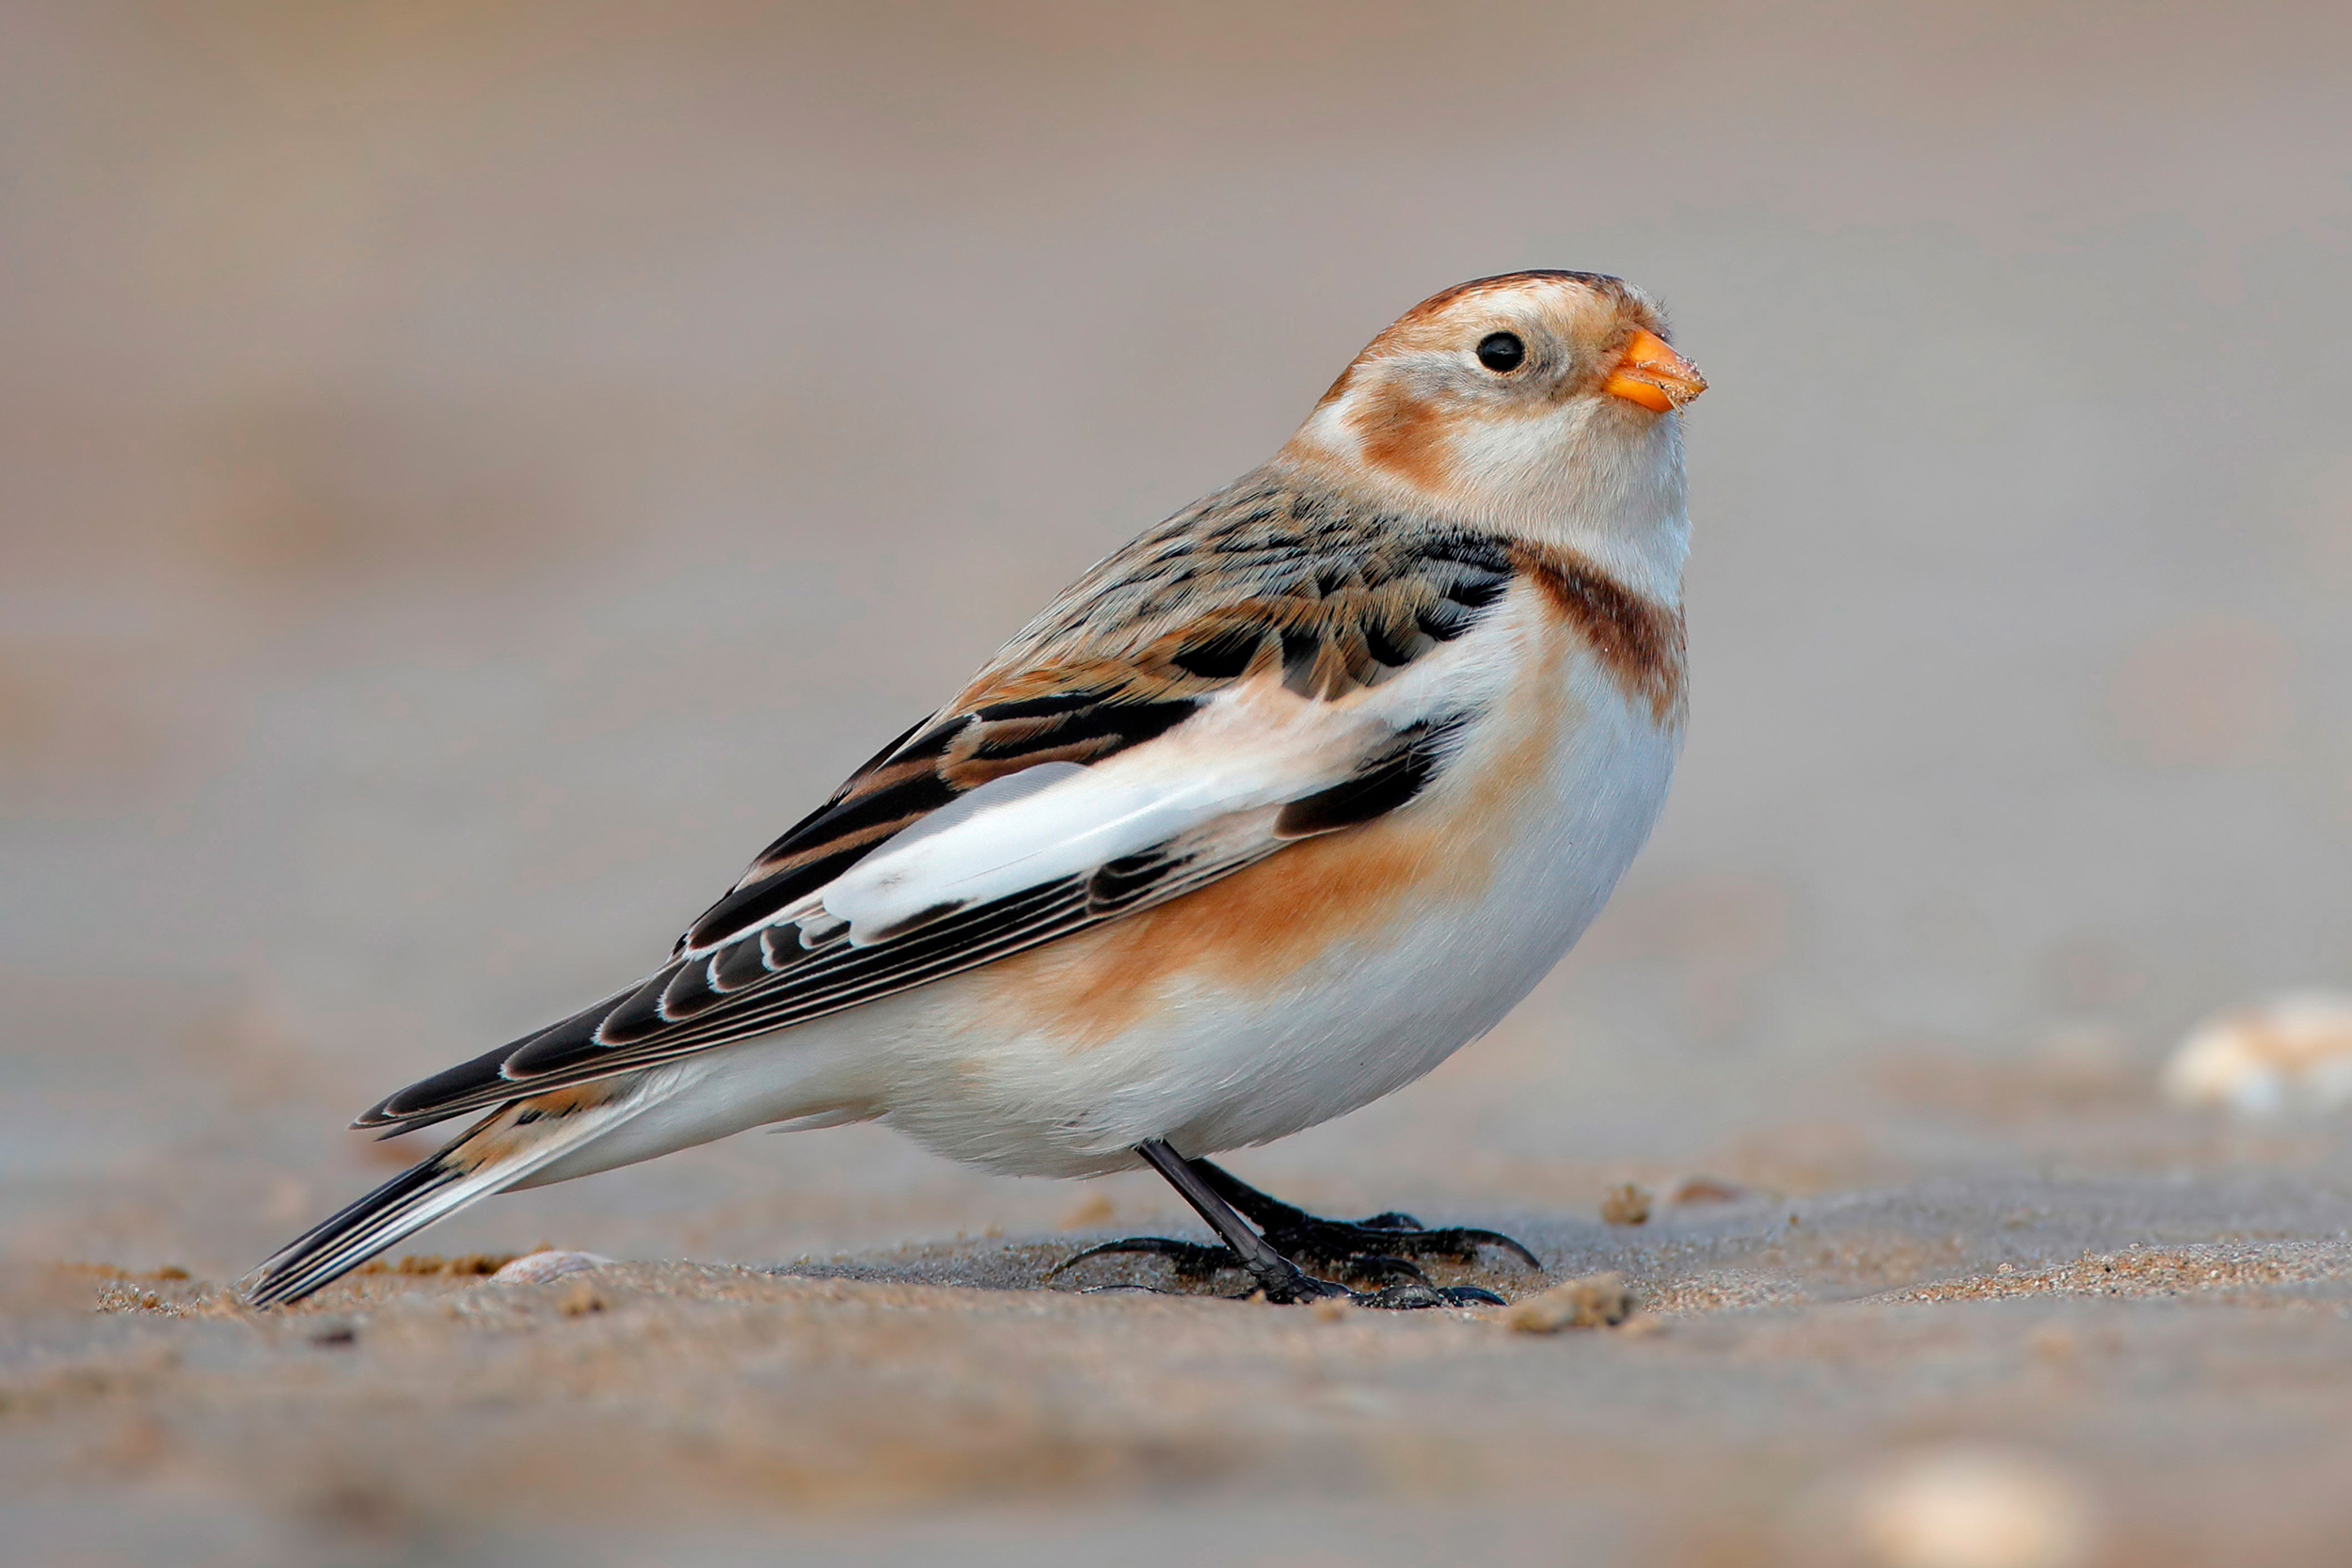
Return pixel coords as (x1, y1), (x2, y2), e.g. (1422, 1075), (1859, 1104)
(677, 719), (957, 953)
(1275, 717), (1468, 838)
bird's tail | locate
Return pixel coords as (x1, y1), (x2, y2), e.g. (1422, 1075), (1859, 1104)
(242, 1077), (649, 1307)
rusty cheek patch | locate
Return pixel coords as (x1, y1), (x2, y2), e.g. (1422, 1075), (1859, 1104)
(1347, 379), (1457, 494)
(1505, 542), (1686, 725)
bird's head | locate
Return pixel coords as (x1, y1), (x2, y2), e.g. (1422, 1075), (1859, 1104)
(1279, 271), (1703, 592)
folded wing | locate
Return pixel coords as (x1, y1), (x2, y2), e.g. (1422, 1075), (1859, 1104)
(359, 474), (1519, 1132)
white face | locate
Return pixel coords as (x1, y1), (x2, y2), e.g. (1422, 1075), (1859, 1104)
(1279, 271), (1705, 596)
(1284, 272), (1701, 499)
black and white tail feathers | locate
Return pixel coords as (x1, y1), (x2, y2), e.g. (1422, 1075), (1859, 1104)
(243, 1083), (641, 1306)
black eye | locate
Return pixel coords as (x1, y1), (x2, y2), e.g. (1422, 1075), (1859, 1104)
(1475, 332), (1525, 373)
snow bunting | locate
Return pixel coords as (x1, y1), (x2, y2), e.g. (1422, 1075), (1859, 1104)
(246, 270), (1705, 1308)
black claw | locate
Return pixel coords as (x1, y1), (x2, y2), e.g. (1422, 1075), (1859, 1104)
(1047, 1236), (1238, 1282)
(1248, 1217), (1541, 1273)
(1055, 1241), (1502, 1311)
(1245, 1268), (1355, 1306)
(1187, 1159), (1542, 1272)
(1436, 1284), (1507, 1307)
(1051, 1235), (1505, 1311)
(1069, 1143), (1541, 1313)
(1352, 1279), (1449, 1309)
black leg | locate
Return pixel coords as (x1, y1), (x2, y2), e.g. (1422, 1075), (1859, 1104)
(1188, 1157), (1542, 1273)
(1132, 1140), (1349, 1305)
(1049, 1141), (1516, 1308)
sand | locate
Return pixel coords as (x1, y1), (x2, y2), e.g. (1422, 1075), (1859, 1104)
(9, 1156), (2352, 1568)
(7, 5), (2352, 1564)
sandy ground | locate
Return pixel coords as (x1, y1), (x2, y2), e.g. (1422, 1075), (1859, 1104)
(7, 5), (2352, 1564)
(11, 1123), (2352, 1566)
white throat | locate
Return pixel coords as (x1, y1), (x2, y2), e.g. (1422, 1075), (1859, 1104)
(1284, 396), (1691, 606)
(1473, 401), (1690, 606)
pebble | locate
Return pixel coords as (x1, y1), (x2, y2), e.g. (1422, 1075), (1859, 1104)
(1599, 1183), (1653, 1226)
(1849, 1447), (2096, 1568)
(1502, 1272), (1635, 1333)
(1671, 1175), (1746, 1205)
(2161, 991), (2352, 1117)
(489, 1250), (613, 1285)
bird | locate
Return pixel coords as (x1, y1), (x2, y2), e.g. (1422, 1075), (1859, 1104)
(245, 269), (1706, 1309)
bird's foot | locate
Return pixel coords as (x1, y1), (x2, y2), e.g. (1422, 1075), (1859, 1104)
(1261, 1212), (1542, 1275)
(1054, 1142), (1525, 1309)
(1047, 1234), (1505, 1308)
(1253, 1257), (1502, 1309)
(1188, 1158), (1543, 1275)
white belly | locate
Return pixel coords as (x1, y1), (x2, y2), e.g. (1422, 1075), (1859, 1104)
(857, 647), (1683, 1177)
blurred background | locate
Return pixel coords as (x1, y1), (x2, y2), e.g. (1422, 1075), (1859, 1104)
(4, 0), (2350, 1276)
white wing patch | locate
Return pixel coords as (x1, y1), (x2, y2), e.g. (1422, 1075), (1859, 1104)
(817, 670), (1438, 944)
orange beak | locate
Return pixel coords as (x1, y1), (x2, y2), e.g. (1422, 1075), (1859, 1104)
(1601, 329), (1707, 413)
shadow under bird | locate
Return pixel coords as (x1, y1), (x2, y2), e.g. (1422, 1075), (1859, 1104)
(246, 270), (1707, 1309)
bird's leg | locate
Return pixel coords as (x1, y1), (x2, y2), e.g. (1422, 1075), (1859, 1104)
(1048, 1140), (1507, 1308)
(1186, 1156), (1542, 1275)
(1132, 1140), (1349, 1304)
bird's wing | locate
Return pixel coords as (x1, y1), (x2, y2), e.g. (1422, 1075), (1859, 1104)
(358, 473), (1530, 1131)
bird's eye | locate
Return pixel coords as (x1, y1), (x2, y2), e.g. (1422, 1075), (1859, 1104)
(1475, 332), (1525, 373)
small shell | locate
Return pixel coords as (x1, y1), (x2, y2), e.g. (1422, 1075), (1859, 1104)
(488, 1249), (613, 1285)
(2161, 991), (2352, 1117)
(1845, 1447), (2097, 1568)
